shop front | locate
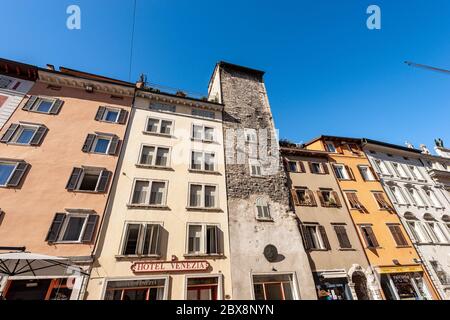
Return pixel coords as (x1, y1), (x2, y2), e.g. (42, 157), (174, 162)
(100, 260), (224, 300)
(251, 273), (299, 300)
(313, 271), (353, 300)
(377, 266), (434, 300)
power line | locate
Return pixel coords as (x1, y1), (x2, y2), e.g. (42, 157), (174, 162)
(128, 0), (137, 82)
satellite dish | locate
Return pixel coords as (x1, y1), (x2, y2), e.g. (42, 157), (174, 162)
(263, 244), (278, 262)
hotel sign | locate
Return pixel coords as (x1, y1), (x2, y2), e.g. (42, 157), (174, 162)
(131, 260), (210, 273)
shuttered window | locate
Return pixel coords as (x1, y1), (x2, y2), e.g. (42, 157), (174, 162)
(344, 191), (364, 210)
(82, 133), (120, 155)
(95, 106), (128, 124)
(187, 224), (222, 255)
(372, 192), (392, 210)
(334, 225), (352, 249)
(255, 197), (272, 220)
(317, 190), (342, 208)
(301, 224), (330, 251)
(293, 188), (317, 207)
(387, 224), (409, 247)
(359, 225), (379, 248)
(45, 213), (99, 243)
(0, 161), (29, 187)
(23, 96), (63, 114)
(1, 123), (48, 146)
(66, 167), (111, 193)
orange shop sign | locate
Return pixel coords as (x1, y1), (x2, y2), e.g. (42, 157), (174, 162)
(131, 260), (210, 273)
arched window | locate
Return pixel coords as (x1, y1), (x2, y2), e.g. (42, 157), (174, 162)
(256, 198), (271, 220)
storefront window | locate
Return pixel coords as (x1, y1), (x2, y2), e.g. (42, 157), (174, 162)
(252, 274), (295, 300)
(186, 277), (219, 300)
(4, 279), (73, 300)
(104, 279), (166, 300)
(314, 275), (352, 300)
(380, 272), (431, 300)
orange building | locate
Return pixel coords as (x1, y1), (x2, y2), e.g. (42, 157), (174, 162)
(0, 64), (134, 300)
(304, 136), (439, 300)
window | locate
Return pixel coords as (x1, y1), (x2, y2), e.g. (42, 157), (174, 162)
(333, 225), (352, 249)
(424, 189), (443, 208)
(150, 102), (176, 113)
(145, 117), (173, 135)
(429, 261), (450, 286)
(425, 222), (448, 243)
(249, 161), (263, 177)
(302, 224), (330, 250)
(408, 165), (425, 181)
(391, 163), (409, 179)
(0, 77), (12, 89)
(22, 96), (63, 114)
(130, 180), (167, 206)
(244, 128), (257, 143)
(105, 279), (166, 300)
(288, 161), (297, 172)
(374, 159), (391, 176)
(359, 225), (379, 248)
(82, 134), (119, 155)
(192, 108), (215, 119)
(255, 198), (271, 220)
(253, 274), (295, 300)
(191, 151), (215, 171)
(188, 184), (217, 208)
(293, 188), (317, 206)
(344, 191), (364, 210)
(310, 162), (327, 174)
(121, 223), (161, 256)
(66, 167), (111, 193)
(186, 277), (219, 300)
(0, 161), (29, 187)
(1, 123), (47, 146)
(387, 224), (409, 247)
(45, 212), (98, 243)
(192, 125), (214, 142)
(333, 164), (351, 180)
(372, 192), (392, 210)
(388, 186), (409, 205)
(405, 220), (426, 243)
(406, 188), (426, 207)
(358, 165), (376, 181)
(317, 190), (341, 207)
(186, 224), (221, 255)
(95, 106), (127, 124)
(325, 141), (337, 153)
(138, 146), (170, 167)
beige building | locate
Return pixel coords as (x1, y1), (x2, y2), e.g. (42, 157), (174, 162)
(281, 147), (371, 300)
(86, 87), (232, 300)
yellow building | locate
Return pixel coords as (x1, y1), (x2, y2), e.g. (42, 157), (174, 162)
(305, 136), (439, 300)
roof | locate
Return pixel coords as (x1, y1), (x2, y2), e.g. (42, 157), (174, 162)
(280, 146), (331, 157)
(303, 135), (362, 146)
(362, 138), (422, 154)
(0, 57), (38, 81)
(217, 61), (265, 77)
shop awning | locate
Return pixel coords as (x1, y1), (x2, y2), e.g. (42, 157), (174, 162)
(0, 252), (88, 277)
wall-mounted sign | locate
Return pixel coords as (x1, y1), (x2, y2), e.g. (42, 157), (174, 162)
(131, 260), (210, 273)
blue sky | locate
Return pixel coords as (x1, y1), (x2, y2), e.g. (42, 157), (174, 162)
(2, 0), (449, 151)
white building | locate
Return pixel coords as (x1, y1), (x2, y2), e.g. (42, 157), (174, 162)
(363, 139), (450, 299)
(0, 59), (37, 129)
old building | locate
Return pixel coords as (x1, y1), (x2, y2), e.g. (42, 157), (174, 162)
(86, 85), (232, 300)
(363, 139), (450, 299)
(0, 58), (37, 129)
(281, 146), (371, 300)
(208, 62), (316, 300)
(304, 136), (439, 300)
(0, 63), (134, 300)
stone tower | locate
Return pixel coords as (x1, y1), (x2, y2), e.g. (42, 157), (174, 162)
(208, 62), (316, 300)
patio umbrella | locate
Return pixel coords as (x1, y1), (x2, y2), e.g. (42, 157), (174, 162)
(0, 252), (88, 277)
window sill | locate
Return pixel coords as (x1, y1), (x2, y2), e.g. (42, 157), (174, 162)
(308, 249), (329, 252)
(50, 241), (84, 245)
(186, 207), (222, 212)
(256, 218), (274, 222)
(188, 169), (221, 175)
(338, 248), (356, 251)
(142, 131), (173, 138)
(298, 203), (318, 207)
(396, 245), (413, 249)
(127, 204), (170, 210)
(191, 138), (215, 144)
(135, 164), (174, 171)
(70, 190), (104, 194)
(97, 119), (121, 125)
(115, 254), (161, 260)
(4, 142), (34, 147)
(184, 253), (224, 258)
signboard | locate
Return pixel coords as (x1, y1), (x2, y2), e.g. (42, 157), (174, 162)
(377, 265), (423, 274)
(131, 260), (210, 273)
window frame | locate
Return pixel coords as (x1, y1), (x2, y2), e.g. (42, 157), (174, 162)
(191, 124), (215, 142)
(190, 150), (216, 172)
(303, 224), (327, 250)
(137, 144), (172, 168)
(343, 191), (364, 210)
(249, 160), (263, 177)
(387, 223), (409, 247)
(119, 221), (162, 257)
(187, 183), (219, 209)
(333, 164), (349, 180)
(57, 213), (89, 244)
(31, 97), (58, 114)
(129, 178), (169, 207)
(185, 223), (222, 256)
(359, 224), (380, 249)
(90, 135), (113, 155)
(101, 107), (121, 123)
(255, 197), (272, 221)
(0, 161), (18, 187)
(144, 117), (174, 136)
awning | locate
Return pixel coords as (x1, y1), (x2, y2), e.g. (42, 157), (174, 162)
(0, 252), (88, 277)
(317, 270), (348, 279)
